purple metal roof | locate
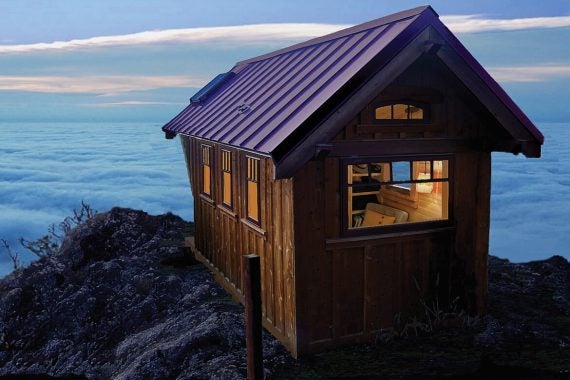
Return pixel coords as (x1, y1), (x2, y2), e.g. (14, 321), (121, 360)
(163, 5), (543, 156)
(162, 7), (426, 153)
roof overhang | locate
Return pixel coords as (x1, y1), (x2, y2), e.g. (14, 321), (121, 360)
(273, 19), (435, 178)
(161, 6), (543, 179)
(273, 13), (543, 178)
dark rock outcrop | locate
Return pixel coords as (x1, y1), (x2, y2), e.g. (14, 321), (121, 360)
(1, 208), (568, 379)
(0, 208), (290, 379)
(478, 255), (570, 351)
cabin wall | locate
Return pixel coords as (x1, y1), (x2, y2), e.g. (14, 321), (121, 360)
(453, 151), (490, 314)
(334, 54), (511, 144)
(294, 159), (453, 354)
(293, 54), (493, 354)
(294, 154), (490, 354)
(182, 136), (297, 354)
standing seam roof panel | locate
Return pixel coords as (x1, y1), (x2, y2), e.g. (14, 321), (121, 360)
(248, 23), (405, 151)
(172, 55), (280, 134)
(170, 16), (415, 153)
(208, 45), (327, 142)
(177, 57), (281, 134)
(221, 31), (367, 146)
(160, 7), (429, 138)
(166, 104), (195, 133)
(254, 18), (414, 152)
(239, 28), (386, 148)
(190, 54), (294, 136)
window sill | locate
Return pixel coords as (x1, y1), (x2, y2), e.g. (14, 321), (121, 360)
(326, 225), (454, 250)
(217, 204), (238, 219)
(199, 193), (214, 204)
(240, 218), (266, 237)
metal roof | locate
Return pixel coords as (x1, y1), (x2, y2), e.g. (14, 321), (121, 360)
(163, 5), (543, 158)
(162, 6), (428, 153)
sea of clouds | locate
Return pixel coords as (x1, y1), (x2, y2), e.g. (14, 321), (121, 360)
(0, 122), (568, 276)
(490, 123), (570, 262)
(0, 122), (192, 275)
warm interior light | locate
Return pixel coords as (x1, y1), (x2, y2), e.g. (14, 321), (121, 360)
(416, 172), (433, 193)
(433, 160), (443, 175)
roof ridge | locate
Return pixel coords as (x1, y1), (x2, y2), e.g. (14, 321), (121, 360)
(234, 5), (434, 67)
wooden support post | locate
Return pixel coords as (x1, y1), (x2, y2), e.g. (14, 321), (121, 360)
(243, 254), (263, 380)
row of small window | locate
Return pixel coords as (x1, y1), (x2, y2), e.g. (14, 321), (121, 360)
(201, 145), (260, 224)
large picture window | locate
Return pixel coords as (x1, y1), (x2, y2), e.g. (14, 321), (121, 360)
(246, 156), (260, 223)
(346, 159), (449, 230)
(201, 145), (212, 196)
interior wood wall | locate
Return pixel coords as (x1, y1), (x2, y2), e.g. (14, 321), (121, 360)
(182, 136), (297, 354)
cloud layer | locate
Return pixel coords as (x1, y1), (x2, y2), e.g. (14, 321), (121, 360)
(0, 122), (568, 276)
(0, 14), (569, 54)
(87, 101), (184, 107)
(0, 122), (193, 276)
(0, 75), (206, 94)
(441, 15), (570, 33)
(488, 65), (570, 82)
(490, 122), (570, 262)
(0, 24), (349, 53)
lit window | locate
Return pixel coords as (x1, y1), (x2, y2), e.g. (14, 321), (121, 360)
(375, 102), (426, 121)
(201, 145), (212, 196)
(221, 150), (232, 208)
(347, 159), (449, 229)
(246, 157), (260, 223)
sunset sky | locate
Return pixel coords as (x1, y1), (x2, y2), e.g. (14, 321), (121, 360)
(0, 0), (569, 123)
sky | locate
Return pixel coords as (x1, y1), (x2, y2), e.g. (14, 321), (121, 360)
(0, 0), (569, 273)
(0, 0), (568, 123)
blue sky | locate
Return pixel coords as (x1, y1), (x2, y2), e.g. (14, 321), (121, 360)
(0, 0), (569, 123)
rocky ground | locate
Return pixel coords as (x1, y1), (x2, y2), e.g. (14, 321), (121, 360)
(274, 255), (570, 380)
(0, 208), (568, 379)
(0, 208), (290, 379)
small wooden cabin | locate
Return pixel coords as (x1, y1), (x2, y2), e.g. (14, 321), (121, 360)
(162, 6), (543, 357)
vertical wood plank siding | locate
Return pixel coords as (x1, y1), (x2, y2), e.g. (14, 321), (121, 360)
(452, 151), (490, 313)
(183, 136), (296, 354)
(290, 57), (494, 353)
(293, 160), (453, 354)
(182, 52), (495, 356)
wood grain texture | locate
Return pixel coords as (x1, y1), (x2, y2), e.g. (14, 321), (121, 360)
(186, 138), (297, 354)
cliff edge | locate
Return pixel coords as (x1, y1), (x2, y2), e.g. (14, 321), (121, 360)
(0, 208), (568, 379)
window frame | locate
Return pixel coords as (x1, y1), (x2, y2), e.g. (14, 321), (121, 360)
(200, 144), (213, 198)
(372, 100), (430, 124)
(220, 148), (233, 210)
(341, 154), (453, 237)
(245, 155), (261, 226)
